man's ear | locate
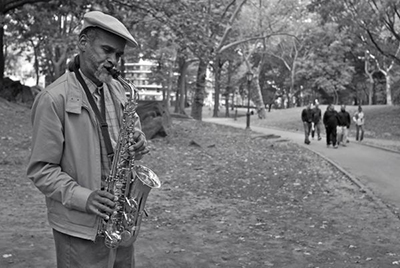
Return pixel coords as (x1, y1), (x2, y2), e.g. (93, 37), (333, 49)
(78, 35), (88, 51)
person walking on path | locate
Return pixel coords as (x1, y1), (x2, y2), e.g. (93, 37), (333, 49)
(301, 103), (314, 145)
(26, 11), (148, 268)
(323, 104), (341, 148)
(311, 103), (322, 140)
(353, 105), (365, 141)
(337, 105), (351, 146)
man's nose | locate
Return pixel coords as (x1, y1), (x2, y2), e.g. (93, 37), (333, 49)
(105, 59), (115, 69)
(107, 55), (118, 66)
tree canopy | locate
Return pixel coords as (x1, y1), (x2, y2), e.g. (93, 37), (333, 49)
(2, 0), (400, 117)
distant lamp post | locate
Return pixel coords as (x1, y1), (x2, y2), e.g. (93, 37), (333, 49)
(245, 71), (253, 130)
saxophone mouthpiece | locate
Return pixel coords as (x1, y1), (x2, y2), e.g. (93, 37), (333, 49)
(104, 65), (120, 79)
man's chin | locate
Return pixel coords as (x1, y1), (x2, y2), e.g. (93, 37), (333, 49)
(96, 72), (113, 84)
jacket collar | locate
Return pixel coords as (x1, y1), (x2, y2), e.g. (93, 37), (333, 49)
(65, 70), (126, 114)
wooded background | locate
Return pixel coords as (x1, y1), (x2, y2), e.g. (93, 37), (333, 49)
(1, 0), (400, 121)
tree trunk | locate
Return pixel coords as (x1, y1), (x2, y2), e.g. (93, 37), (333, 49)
(174, 75), (180, 113)
(364, 51), (375, 105)
(0, 15), (4, 94)
(52, 45), (67, 81)
(191, 59), (207, 120)
(367, 77), (373, 105)
(386, 74), (393, 105)
(164, 63), (174, 110)
(34, 45), (39, 85)
(225, 96), (230, 117)
(286, 92), (292, 108)
(225, 60), (233, 117)
(213, 58), (222, 117)
(174, 56), (186, 113)
(253, 77), (266, 119)
(178, 63), (187, 114)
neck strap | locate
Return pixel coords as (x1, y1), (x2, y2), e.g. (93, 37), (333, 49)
(71, 56), (114, 160)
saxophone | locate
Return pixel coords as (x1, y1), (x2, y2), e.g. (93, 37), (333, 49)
(98, 66), (161, 249)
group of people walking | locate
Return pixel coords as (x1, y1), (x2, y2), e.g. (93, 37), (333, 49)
(301, 103), (365, 148)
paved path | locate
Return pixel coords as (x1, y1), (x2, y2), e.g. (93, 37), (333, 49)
(204, 117), (400, 213)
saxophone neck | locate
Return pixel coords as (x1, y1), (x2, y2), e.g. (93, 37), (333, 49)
(116, 76), (137, 100)
(105, 66), (139, 101)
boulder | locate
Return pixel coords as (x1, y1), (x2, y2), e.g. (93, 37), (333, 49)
(136, 101), (171, 139)
(0, 78), (36, 106)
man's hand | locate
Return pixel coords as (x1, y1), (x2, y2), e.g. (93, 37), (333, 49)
(128, 131), (149, 160)
(86, 190), (117, 220)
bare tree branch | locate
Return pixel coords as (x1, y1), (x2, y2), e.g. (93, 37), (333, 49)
(2, 0), (51, 14)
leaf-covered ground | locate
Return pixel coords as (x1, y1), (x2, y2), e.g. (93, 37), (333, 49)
(2, 100), (400, 268)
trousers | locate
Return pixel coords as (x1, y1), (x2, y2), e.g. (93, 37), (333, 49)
(355, 125), (364, 141)
(311, 121), (321, 138)
(325, 125), (337, 146)
(337, 126), (348, 144)
(303, 122), (312, 142)
(53, 229), (135, 268)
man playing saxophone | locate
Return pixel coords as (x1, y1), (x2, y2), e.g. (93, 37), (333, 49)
(27, 11), (147, 268)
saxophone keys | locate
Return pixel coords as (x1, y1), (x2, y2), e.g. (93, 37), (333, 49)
(125, 197), (138, 210)
(115, 181), (123, 188)
(123, 211), (135, 226)
(121, 230), (132, 242)
(104, 230), (121, 249)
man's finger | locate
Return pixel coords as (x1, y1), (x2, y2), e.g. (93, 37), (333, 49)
(96, 197), (116, 209)
(96, 203), (114, 215)
(138, 148), (150, 155)
(97, 190), (116, 201)
(96, 209), (110, 220)
(132, 139), (145, 150)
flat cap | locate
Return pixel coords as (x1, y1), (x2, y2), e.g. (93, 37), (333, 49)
(81, 11), (138, 47)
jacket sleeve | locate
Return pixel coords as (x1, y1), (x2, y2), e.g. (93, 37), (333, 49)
(26, 91), (92, 213)
(323, 112), (327, 126)
(301, 109), (305, 122)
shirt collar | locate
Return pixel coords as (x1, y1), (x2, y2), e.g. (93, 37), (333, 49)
(79, 69), (103, 94)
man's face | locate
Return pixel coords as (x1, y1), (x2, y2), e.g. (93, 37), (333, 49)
(81, 29), (126, 83)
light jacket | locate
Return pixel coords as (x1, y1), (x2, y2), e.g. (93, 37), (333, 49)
(353, 111), (365, 126)
(26, 70), (141, 241)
